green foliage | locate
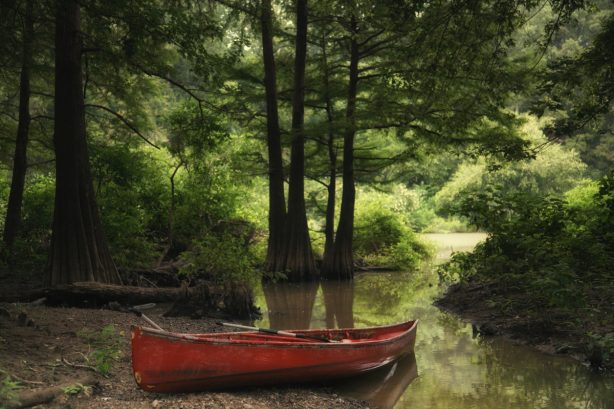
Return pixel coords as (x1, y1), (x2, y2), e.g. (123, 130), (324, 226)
(353, 191), (433, 270)
(441, 170), (614, 345)
(92, 145), (168, 269)
(77, 324), (123, 376)
(8, 173), (55, 271)
(179, 227), (259, 286)
(0, 374), (20, 409)
(435, 116), (587, 216)
(62, 383), (92, 397)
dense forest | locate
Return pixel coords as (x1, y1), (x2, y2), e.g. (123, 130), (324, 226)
(0, 0), (613, 383)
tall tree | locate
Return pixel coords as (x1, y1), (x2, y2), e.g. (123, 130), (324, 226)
(3, 0), (33, 257)
(47, 0), (119, 285)
(322, 14), (358, 280)
(260, 0), (287, 273)
(282, 0), (317, 280)
(316, 0), (547, 279)
(319, 30), (338, 272)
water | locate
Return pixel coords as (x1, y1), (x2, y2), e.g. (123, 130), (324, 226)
(253, 233), (614, 409)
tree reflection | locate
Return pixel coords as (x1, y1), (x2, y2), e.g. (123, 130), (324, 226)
(321, 280), (355, 328)
(262, 280), (318, 329)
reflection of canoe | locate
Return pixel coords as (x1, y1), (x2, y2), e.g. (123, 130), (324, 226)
(333, 352), (418, 409)
(131, 320), (418, 392)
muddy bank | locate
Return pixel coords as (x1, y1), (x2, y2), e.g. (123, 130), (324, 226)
(0, 303), (370, 408)
(436, 279), (614, 371)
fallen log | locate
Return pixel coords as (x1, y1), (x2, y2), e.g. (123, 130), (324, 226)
(8, 374), (97, 409)
(0, 282), (258, 319)
(0, 282), (190, 305)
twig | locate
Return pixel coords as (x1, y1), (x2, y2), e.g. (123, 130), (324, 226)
(61, 357), (102, 377)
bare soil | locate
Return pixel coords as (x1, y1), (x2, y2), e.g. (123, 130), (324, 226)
(0, 303), (370, 408)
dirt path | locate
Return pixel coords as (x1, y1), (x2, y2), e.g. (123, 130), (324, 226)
(0, 303), (369, 408)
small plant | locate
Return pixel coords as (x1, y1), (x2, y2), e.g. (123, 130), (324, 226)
(0, 374), (21, 409)
(62, 383), (92, 397)
(77, 324), (123, 376)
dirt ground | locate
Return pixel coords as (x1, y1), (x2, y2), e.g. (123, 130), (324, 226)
(0, 303), (370, 409)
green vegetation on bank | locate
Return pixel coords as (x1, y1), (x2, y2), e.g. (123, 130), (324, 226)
(440, 171), (614, 367)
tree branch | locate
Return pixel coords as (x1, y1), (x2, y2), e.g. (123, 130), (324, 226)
(84, 104), (160, 149)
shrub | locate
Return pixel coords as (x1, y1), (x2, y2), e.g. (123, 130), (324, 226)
(179, 223), (259, 286)
(353, 199), (433, 270)
(441, 170), (614, 312)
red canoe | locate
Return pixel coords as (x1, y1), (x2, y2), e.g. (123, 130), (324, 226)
(131, 320), (418, 392)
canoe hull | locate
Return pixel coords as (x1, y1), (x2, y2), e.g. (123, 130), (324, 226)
(131, 320), (417, 392)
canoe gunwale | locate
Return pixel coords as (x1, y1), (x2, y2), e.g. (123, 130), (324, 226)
(131, 319), (418, 349)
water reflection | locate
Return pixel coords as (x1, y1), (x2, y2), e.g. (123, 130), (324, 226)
(321, 280), (354, 328)
(262, 281), (318, 329)
(333, 353), (418, 409)
(254, 234), (614, 409)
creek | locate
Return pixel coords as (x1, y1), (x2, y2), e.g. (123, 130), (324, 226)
(252, 233), (613, 408)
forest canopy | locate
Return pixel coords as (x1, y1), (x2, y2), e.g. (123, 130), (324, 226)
(0, 0), (611, 289)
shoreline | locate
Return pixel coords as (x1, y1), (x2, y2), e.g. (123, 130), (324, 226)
(0, 303), (370, 409)
(435, 281), (613, 372)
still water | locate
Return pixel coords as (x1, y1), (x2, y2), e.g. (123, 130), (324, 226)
(253, 233), (614, 409)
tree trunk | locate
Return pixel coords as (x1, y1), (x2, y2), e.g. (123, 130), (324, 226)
(3, 0), (33, 257)
(283, 0), (317, 281)
(320, 34), (337, 269)
(47, 0), (119, 286)
(260, 0), (287, 273)
(323, 16), (359, 280)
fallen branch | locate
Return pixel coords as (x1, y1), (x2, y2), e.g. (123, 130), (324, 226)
(8, 374), (97, 409)
(61, 357), (100, 376)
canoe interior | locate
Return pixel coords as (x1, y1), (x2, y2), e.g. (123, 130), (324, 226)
(138, 320), (417, 345)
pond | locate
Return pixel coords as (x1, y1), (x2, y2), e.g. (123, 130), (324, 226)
(253, 233), (614, 409)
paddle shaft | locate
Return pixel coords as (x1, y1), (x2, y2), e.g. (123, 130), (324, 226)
(217, 322), (337, 343)
(128, 304), (164, 331)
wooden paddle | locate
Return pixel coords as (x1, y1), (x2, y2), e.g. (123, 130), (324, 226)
(128, 303), (164, 331)
(216, 322), (339, 343)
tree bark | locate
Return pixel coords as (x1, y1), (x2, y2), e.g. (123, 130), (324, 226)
(260, 0), (287, 273)
(323, 16), (359, 280)
(320, 34), (337, 270)
(3, 0), (33, 257)
(283, 0), (317, 281)
(47, 0), (119, 286)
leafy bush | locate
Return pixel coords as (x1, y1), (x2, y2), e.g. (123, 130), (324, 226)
(353, 197), (433, 270)
(441, 170), (614, 336)
(92, 145), (168, 269)
(179, 224), (259, 286)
